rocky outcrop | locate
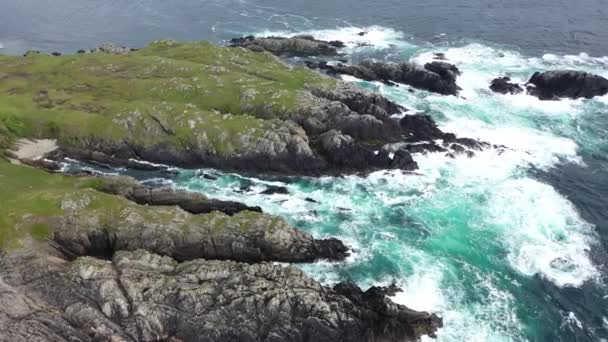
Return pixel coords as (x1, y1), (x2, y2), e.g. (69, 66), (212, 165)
(318, 130), (418, 171)
(51, 197), (347, 263)
(309, 60), (462, 95)
(490, 76), (524, 94)
(0, 248), (442, 342)
(97, 175), (262, 215)
(229, 35), (344, 57)
(526, 70), (608, 100)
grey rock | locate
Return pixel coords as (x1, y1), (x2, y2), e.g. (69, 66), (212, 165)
(0, 249), (442, 342)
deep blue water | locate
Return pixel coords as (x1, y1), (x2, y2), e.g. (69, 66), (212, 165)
(1, 0), (607, 56)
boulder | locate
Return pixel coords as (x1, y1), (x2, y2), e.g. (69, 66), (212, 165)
(527, 70), (608, 100)
(490, 76), (523, 94)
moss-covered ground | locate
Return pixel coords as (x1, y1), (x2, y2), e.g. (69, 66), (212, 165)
(0, 40), (333, 156)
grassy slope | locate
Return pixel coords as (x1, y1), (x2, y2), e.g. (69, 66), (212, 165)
(0, 40), (332, 155)
(0, 158), (285, 250)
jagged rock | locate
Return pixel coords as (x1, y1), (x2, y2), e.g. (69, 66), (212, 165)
(321, 60), (461, 95)
(424, 61), (461, 83)
(0, 249), (442, 342)
(526, 70), (608, 99)
(51, 197), (347, 262)
(490, 76), (523, 94)
(97, 175), (262, 216)
(400, 114), (447, 141)
(317, 130), (417, 171)
(229, 35), (342, 57)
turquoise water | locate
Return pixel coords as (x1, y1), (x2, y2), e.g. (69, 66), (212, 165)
(166, 28), (608, 341)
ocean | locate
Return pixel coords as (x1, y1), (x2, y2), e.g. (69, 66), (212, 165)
(3, 1), (608, 341)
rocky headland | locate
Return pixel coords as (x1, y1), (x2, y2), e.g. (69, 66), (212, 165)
(0, 39), (452, 341)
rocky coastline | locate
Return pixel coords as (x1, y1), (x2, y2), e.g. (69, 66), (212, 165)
(0, 39), (450, 341)
(3, 34), (606, 342)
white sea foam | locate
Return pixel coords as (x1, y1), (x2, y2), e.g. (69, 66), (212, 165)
(488, 178), (598, 287)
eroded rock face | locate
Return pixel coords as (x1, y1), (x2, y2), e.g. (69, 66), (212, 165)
(527, 70), (608, 99)
(229, 35), (343, 57)
(51, 196), (347, 263)
(0, 249), (442, 342)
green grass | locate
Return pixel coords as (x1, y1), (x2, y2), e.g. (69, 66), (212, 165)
(0, 40), (334, 156)
(0, 159), (281, 250)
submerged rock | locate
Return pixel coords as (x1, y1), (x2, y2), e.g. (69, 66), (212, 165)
(490, 76), (524, 94)
(260, 185), (290, 195)
(527, 70), (608, 99)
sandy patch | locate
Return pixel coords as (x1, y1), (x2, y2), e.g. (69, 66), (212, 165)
(9, 139), (58, 160)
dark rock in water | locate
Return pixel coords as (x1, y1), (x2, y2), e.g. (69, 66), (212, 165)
(390, 149), (419, 170)
(433, 52), (447, 60)
(451, 144), (466, 154)
(261, 185), (289, 195)
(229, 35), (342, 57)
(202, 173), (218, 180)
(527, 70), (608, 100)
(305, 197), (318, 203)
(357, 31), (368, 36)
(424, 61), (461, 83)
(328, 40), (346, 48)
(239, 185), (253, 193)
(98, 175), (262, 216)
(490, 76), (523, 94)
(51, 52), (62, 56)
(406, 143), (448, 154)
(446, 137), (489, 150)
(400, 114), (446, 141)
(0, 248), (440, 342)
(76, 49), (86, 54)
(330, 60), (461, 95)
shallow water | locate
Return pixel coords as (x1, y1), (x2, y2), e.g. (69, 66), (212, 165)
(5, 1), (608, 341)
